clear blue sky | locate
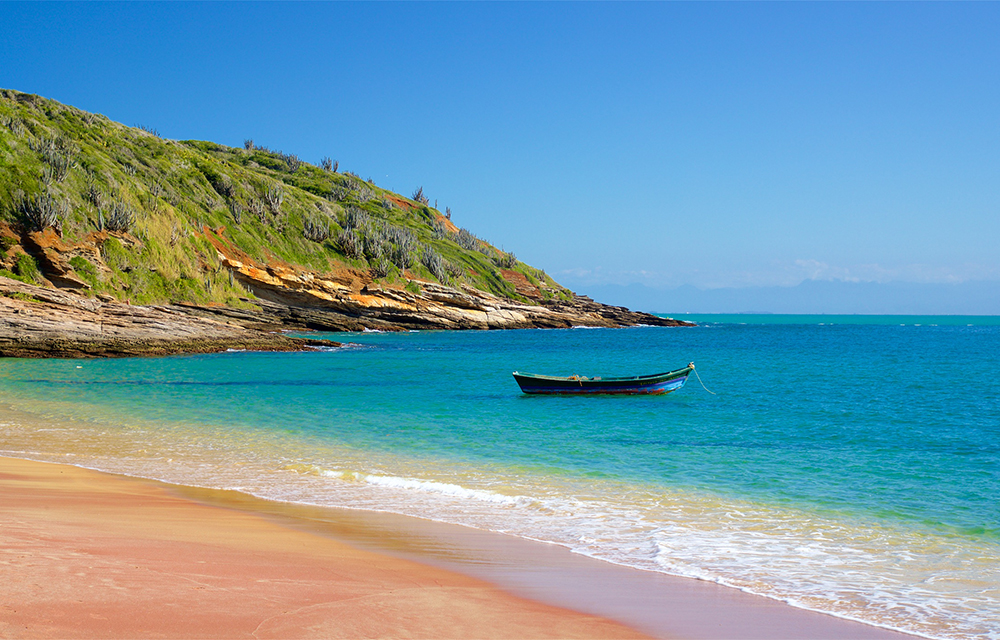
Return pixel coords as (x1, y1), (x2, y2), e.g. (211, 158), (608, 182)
(3, 2), (998, 307)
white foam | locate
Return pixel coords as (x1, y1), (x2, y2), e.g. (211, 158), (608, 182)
(6, 414), (995, 640)
(362, 473), (527, 506)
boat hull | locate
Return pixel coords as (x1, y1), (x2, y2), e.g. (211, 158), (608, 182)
(512, 365), (693, 396)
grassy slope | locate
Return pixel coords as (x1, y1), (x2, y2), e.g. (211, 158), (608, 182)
(0, 89), (571, 306)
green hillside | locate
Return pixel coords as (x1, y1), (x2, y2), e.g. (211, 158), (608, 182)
(0, 89), (570, 306)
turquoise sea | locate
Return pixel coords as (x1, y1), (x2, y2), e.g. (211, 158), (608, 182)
(1, 315), (998, 639)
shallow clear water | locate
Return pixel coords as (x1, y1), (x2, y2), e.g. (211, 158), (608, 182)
(1, 318), (998, 639)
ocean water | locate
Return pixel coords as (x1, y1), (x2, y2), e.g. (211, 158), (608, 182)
(1, 316), (998, 639)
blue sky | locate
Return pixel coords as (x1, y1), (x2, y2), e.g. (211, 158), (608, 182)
(2, 2), (998, 311)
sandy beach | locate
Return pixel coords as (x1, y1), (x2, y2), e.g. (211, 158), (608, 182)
(0, 456), (647, 639)
(0, 455), (921, 639)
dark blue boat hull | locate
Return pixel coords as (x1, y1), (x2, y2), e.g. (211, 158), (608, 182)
(512, 366), (693, 395)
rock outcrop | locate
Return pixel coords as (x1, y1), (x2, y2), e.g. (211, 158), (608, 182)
(198, 228), (692, 332)
(0, 224), (691, 359)
(0, 277), (339, 358)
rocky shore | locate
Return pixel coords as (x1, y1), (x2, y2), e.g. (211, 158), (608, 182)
(0, 222), (692, 358)
(0, 224), (691, 358)
(1, 268), (690, 358)
(196, 227), (692, 332)
(0, 277), (339, 358)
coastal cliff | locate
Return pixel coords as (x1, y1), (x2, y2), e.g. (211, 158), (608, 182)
(0, 260), (682, 357)
(0, 276), (338, 358)
(0, 89), (690, 356)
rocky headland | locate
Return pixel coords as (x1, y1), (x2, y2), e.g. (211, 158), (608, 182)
(0, 235), (690, 357)
(0, 220), (689, 359)
(0, 89), (690, 358)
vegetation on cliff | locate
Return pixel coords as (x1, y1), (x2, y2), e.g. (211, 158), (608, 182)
(0, 89), (571, 307)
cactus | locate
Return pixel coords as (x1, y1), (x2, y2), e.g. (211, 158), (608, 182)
(264, 185), (283, 214)
(343, 207), (369, 232)
(362, 228), (387, 261)
(370, 257), (391, 278)
(336, 229), (363, 259)
(431, 218), (448, 239)
(421, 246), (448, 283)
(100, 200), (136, 232)
(388, 243), (413, 270)
(495, 251), (517, 269)
(2, 115), (26, 136)
(248, 198), (268, 223)
(282, 153), (301, 173)
(303, 218), (332, 243)
(85, 179), (105, 208)
(229, 201), (243, 224)
(30, 136), (76, 182)
(412, 186), (429, 205)
(454, 228), (479, 251)
(15, 189), (68, 234)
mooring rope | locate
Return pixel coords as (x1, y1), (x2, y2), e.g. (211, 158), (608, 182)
(691, 364), (717, 395)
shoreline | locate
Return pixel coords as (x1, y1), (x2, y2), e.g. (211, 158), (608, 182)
(0, 275), (692, 359)
(0, 456), (647, 639)
(1, 454), (921, 639)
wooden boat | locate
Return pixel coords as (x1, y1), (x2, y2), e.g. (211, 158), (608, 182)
(512, 363), (695, 395)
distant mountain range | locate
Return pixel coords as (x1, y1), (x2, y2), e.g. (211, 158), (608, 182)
(575, 279), (1000, 316)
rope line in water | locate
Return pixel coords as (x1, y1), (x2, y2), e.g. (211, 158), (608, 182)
(692, 366), (717, 395)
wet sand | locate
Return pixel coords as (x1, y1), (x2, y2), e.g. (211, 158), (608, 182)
(0, 457), (647, 639)
(0, 456), (919, 639)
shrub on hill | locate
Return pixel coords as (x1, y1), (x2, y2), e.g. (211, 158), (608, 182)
(0, 88), (574, 305)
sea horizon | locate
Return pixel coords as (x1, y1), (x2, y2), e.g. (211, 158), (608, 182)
(662, 313), (1000, 325)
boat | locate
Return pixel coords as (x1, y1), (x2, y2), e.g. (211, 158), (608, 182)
(512, 363), (695, 395)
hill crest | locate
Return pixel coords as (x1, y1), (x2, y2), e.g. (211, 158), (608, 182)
(0, 88), (569, 306)
(0, 88), (690, 352)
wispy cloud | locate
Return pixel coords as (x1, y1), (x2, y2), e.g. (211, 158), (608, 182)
(557, 261), (1000, 290)
(788, 260), (1000, 286)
